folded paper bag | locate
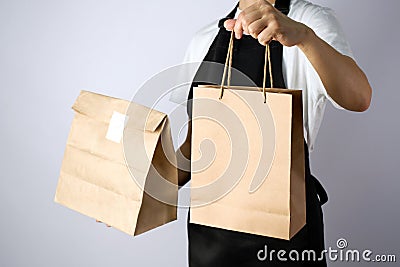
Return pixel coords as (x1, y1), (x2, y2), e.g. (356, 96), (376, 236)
(54, 90), (178, 236)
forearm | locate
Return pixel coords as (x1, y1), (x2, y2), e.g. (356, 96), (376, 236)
(297, 27), (372, 112)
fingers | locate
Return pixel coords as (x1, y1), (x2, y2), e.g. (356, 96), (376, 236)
(257, 27), (274, 46)
(224, 19), (244, 39)
(224, 19), (236, 31)
(224, 0), (277, 41)
(234, 14), (244, 39)
(247, 18), (267, 39)
(224, 17), (248, 39)
(241, 10), (263, 36)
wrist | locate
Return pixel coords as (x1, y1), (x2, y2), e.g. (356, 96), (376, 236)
(296, 25), (316, 52)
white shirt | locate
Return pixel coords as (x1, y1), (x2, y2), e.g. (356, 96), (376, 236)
(169, 0), (353, 151)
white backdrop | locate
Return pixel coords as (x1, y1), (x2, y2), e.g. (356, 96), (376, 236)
(0, 0), (399, 266)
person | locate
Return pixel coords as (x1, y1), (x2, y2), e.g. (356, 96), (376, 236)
(172, 0), (372, 266)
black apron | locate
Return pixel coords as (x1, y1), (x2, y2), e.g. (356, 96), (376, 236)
(186, 1), (329, 266)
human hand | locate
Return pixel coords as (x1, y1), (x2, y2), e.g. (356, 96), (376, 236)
(224, 0), (311, 47)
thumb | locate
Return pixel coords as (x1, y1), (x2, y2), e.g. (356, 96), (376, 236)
(224, 19), (236, 31)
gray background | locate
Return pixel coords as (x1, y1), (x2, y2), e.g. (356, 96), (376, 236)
(0, 0), (399, 266)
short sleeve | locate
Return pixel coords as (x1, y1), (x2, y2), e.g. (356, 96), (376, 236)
(169, 20), (220, 106)
(168, 37), (201, 106)
(309, 7), (354, 58)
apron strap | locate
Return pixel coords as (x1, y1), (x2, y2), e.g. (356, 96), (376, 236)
(311, 175), (329, 206)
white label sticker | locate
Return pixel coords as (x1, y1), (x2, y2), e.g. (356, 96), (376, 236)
(106, 111), (129, 143)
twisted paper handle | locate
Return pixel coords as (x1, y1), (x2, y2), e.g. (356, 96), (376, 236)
(220, 31), (273, 103)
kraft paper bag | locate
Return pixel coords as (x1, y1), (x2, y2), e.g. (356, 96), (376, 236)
(55, 91), (178, 236)
(189, 36), (306, 240)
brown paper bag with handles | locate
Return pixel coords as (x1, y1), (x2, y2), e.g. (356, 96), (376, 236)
(190, 32), (306, 240)
(55, 91), (178, 236)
